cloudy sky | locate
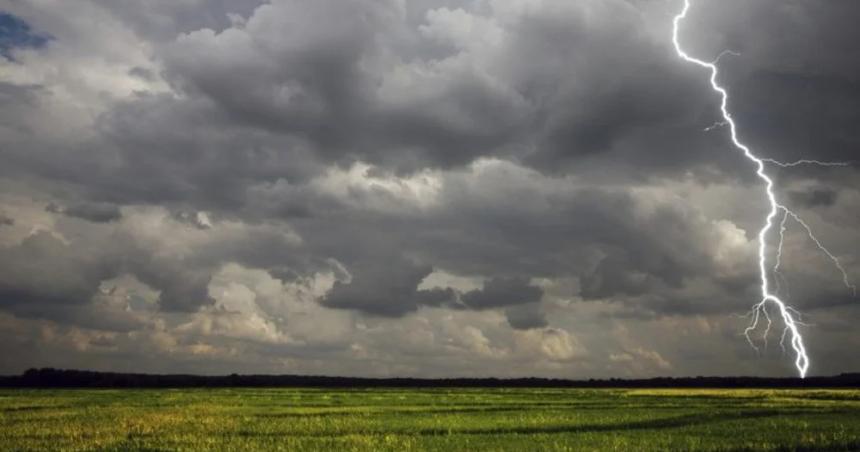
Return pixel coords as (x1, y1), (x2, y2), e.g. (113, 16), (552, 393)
(0, 0), (858, 378)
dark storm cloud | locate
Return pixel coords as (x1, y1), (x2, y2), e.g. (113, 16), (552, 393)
(0, 0), (834, 280)
(0, 207), (309, 316)
(0, 228), (214, 315)
(461, 277), (543, 310)
(61, 93), (324, 210)
(0, 0), (857, 377)
(284, 166), (751, 319)
(157, 0), (527, 175)
(788, 188), (839, 209)
(730, 70), (860, 165)
(3, 0), (858, 205)
(143, 0), (743, 182)
(504, 303), (548, 330)
(422, 185), (715, 293)
(506, 4), (725, 178)
(46, 201), (122, 223)
(0, 232), (111, 308)
(0, 213), (12, 226)
(0, 0), (766, 211)
(687, 0), (860, 168)
(322, 256), (455, 317)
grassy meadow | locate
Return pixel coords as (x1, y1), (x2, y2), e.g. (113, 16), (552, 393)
(2, 388), (860, 451)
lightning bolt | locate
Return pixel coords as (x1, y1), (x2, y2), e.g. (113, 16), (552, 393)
(782, 208), (858, 297)
(672, 0), (856, 378)
(773, 209), (790, 298)
(762, 158), (853, 168)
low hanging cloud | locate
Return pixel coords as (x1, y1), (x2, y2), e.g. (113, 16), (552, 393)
(461, 277), (543, 310)
(46, 202), (122, 223)
(322, 256), (455, 317)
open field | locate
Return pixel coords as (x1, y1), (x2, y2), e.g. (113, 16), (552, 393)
(2, 388), (860, 451)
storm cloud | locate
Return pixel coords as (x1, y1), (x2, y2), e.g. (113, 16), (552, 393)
(0, 0), (857, 378)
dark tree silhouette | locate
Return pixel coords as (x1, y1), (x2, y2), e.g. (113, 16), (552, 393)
(2, 368), (860, 388)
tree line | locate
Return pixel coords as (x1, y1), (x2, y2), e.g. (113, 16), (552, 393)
(2, 368), (860, 388)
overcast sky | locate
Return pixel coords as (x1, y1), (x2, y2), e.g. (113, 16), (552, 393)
(0, 0), (858, 378)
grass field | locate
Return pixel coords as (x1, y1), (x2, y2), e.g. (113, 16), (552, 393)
(2, 388), (860, 451)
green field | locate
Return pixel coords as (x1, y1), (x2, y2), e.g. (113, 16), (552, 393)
(2, 388), (860, 451)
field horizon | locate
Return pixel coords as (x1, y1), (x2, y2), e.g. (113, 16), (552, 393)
(3, 387), (860, 451)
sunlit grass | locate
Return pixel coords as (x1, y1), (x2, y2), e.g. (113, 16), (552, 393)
(2, 388), (860, 450)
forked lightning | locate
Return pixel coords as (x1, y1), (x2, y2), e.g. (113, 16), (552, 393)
(672, 0), (855, 378)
